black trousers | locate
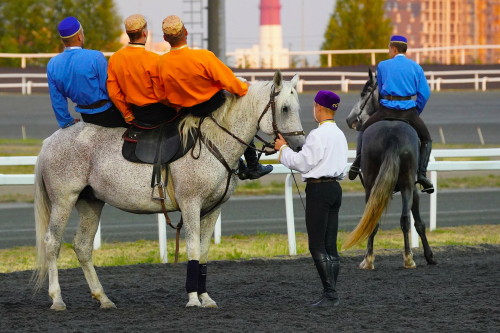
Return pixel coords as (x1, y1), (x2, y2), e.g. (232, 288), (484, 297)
(305, 181), (342, 261)
(131, 103), (178, 127)
(81, 105), (128, 128)
(184, 90), (226, 117)
(361, 106), (431, 143)
(356, 105), (432, 157)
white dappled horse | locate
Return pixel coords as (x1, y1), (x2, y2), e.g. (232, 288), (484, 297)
(33, 70), (305, 310)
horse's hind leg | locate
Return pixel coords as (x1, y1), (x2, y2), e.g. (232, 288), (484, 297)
(360, 223), (380, 270)
(73, 197), (116, 308)
(400, 188), (416, 269)
(45, 196), (79, 310)
(198, 208), (221, 308)
(411, 188), (437, 265)
(359, 186), (378, 270)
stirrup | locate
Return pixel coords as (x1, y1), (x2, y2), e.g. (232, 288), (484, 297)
(151, 182), (166, 200)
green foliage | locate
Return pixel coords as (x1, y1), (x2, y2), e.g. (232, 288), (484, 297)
(0, 0), (122, 67)
(321, 0), (392, 66)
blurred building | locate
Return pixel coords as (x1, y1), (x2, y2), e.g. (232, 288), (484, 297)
(234, 0), (289, 69)
(119, 31), (170, 53)
(384, 0), (500, 64)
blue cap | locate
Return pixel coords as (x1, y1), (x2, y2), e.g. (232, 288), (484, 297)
(390, 35), (407, 44)
(58, 17), (81, 38)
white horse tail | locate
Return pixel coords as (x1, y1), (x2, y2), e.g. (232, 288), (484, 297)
(32, 153), (51, 292)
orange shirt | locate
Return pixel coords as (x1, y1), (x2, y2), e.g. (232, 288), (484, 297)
(107, 44), (164, 122)
(158, 45), (248, 108)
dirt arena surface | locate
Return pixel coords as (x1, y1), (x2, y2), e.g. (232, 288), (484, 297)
(1, 245), (499, 332)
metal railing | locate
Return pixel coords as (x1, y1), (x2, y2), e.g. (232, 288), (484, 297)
(2, 148), (500, 260)
(2, 69), (500, 95)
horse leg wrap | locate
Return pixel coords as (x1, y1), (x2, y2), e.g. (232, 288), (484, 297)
(185, 260), (200, 293)
(198, 264), (207, 295)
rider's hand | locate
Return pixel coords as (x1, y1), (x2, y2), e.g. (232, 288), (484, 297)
(274, 133), (287, 151)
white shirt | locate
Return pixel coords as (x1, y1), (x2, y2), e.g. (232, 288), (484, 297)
(278, 120), (348, 182)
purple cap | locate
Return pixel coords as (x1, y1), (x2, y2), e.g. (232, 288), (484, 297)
(314, 90), (340, 111)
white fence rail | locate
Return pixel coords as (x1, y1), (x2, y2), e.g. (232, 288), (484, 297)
(3, 69), (499, 95)
(1, 44), (498, 68)
(1, 148), (500, 259)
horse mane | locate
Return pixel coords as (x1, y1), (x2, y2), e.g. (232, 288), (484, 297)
(179, 80), (294, 148)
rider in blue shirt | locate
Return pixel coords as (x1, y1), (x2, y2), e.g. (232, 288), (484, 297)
(349, 35), (434, 193)
(47, 16), (127, 129)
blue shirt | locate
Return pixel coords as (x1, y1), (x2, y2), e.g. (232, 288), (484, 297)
(377, 54), (431, 114)
(47, 47), (112, 127)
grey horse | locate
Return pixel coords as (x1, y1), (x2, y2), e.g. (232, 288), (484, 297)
(33, 70), (305, 310)
(343, 70), (436, 269)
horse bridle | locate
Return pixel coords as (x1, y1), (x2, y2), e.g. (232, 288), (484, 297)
(356, 82), (380, 125)
(193, 84), (305, 213)
(208, 84), (305, 156)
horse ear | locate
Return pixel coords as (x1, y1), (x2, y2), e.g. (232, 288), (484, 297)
(273, 69), (283, 90)
(368, 68), (374, 82)
(290, 73), (299, 88)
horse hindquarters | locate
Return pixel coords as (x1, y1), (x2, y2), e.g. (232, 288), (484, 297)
(344, 141), (400, 250)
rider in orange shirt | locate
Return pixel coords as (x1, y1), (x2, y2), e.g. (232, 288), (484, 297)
(107, 14), (176, 126)
(158, 15), (272, 180)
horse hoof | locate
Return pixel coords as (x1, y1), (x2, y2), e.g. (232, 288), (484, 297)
(199, 292), (218, 308)
(359, 259), (374, 270)
(404, 261), (417, 269)
(100, 301), (117, 309)
(185, 300), (202, 308)
(201, 298), (218, 308)
(50, 299), (66, 311)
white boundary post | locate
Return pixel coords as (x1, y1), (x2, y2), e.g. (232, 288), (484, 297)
(157, 214), (168, 263)
(410, 213), (419, 248)
(214, 212), (221, 244)
(285, 174), (297, 255)
(93, 221), (101, 250)
(430, 155), (437, 231)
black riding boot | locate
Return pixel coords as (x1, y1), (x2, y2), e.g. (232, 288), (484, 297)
(310, 255), (340, 307)
(417, 140), (434, 194)
(329, 255), (341, 306)
(348, 131), (363, 181)
(238, 140), (273, 180)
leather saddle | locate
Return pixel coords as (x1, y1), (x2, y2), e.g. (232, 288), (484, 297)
(122, 118), (196, 166)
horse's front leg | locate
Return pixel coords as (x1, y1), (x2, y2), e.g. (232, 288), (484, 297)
(400, 188), (416, 269)
(198, 208), (221, 308)
(179, 200), (203, 308)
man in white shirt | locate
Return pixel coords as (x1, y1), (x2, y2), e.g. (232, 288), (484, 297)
(275, 90), (348, 307)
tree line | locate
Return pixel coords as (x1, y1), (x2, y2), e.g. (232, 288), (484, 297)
(0, 0), (391, 67)
(0, 0), (122, 66)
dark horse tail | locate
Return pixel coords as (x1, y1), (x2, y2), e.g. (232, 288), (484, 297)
(343, 140), (400, 249)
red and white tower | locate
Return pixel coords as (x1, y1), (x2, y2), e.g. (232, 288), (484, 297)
(234, 0), (289, 69)
(259, 0), (288, 68)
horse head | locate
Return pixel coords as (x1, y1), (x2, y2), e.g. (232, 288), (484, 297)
(257, 69), (306, 152)
(346, 68), (380, 131)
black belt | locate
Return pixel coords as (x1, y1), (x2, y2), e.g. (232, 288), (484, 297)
(306, 177), (338, 184)
(77, 100), (109, 109)
(382, 95), (413, 101)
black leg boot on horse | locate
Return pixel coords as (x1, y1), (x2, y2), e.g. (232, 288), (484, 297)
(238, 139), (273, 180)
(417, 140), (434, 193)
(310, 254), (340, 307)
